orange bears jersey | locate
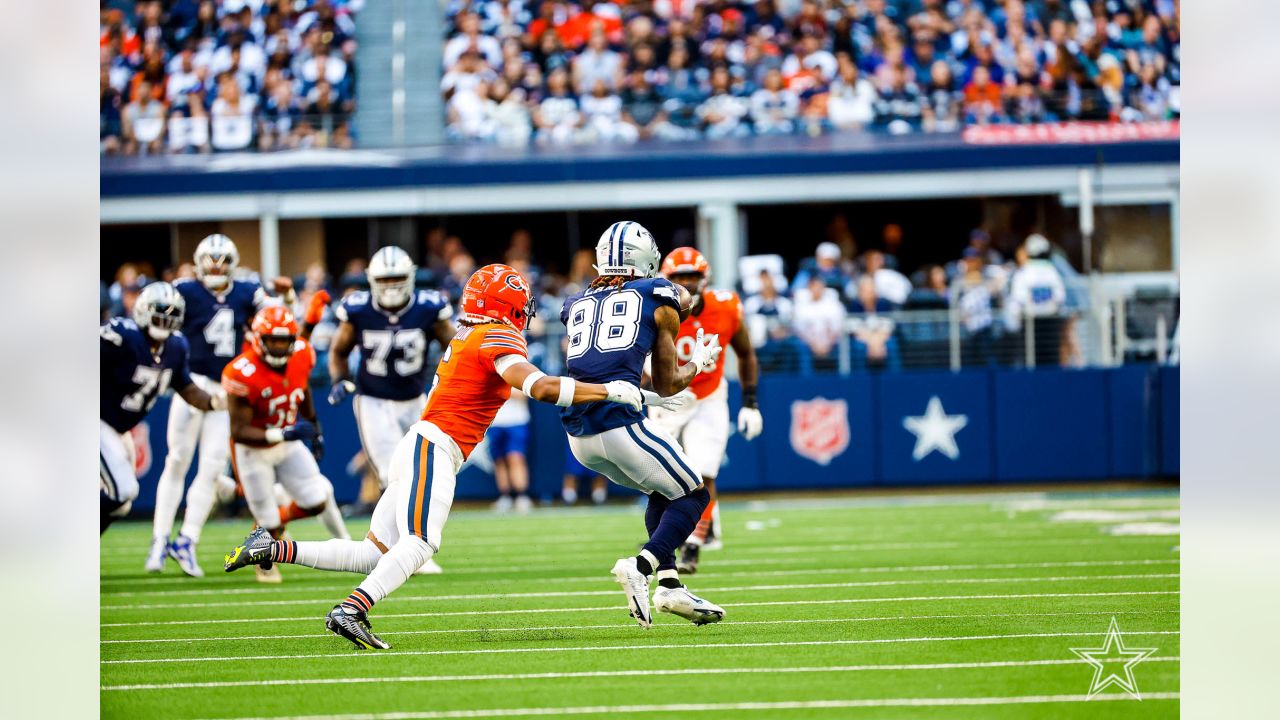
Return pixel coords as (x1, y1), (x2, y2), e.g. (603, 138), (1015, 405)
(221, 340), (317, 442)
(677, 289), (742, 400)
(422, 323), (528, 459)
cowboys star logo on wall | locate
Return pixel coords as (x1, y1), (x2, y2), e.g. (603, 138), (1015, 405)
(903, 396), (968, 461)
(790, 397), (850, 466)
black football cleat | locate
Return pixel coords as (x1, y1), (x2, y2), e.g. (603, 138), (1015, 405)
(325, 605), (391, 650)
(676, 543), (700, 574)
(224, 526), (274, 572)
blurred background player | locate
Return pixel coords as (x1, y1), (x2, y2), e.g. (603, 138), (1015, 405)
(148, 234), (275, 576)
(560, 221), (726, 629)
(222, 306), (350, 583)
(102, 282), (223, 534)
(489, 390), (533, 513)
(224, 264), (646, 649)
(326, 246), (454, 572)
(562, 451), (608, 506)
(650, 247), (762, 574)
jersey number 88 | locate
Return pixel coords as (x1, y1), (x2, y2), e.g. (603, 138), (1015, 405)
(565, 290), (642, 359)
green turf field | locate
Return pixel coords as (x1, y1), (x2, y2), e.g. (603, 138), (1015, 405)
(100, 489), (1179, 719)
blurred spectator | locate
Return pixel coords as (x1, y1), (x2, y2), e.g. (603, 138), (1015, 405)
(791, 275), (846, 369)
(122, 80), (167, 155)
(793, 242), (853, 294)
(963, 65), (1004, 124)
(861, 250), (912, 307)
(572, 28), (624, 94)
(750, 69), (800, 136)
(847, 278), (899, 371)
(210, 73), (256, 151)
(950, 248), (1000, 366)
(827, 61), (877, 131)
(697, 66), (751, 140)
(1004, 233), (1067, 367)
(581, 79), (635, 142)
(921, 60), (962, 132)
(534, 67), (583, 144)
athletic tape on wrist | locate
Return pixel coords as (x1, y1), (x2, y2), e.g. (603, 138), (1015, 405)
(556, 377), (576, 407)
(521, 370), (546, 397)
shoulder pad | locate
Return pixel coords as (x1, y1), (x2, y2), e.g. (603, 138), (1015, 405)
(346, 291), (370, 307)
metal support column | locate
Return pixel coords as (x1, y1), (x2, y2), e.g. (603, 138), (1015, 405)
(696, 201), (742, 290)
(259, 205), (280, 279)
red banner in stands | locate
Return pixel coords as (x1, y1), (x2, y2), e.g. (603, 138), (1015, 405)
(962, 121), (1180, 145)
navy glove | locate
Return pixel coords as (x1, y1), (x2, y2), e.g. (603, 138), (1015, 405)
(282, 420), (319, 443)
(309, 433), (325, 462)
(328, 379), (355, 406)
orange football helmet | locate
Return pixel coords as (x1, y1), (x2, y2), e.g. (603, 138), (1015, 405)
(460, 264), (536, 331)
(661, 247), (710, 295)
(249, 305), (299, 368)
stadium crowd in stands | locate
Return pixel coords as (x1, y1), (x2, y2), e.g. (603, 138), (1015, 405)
(443, 0), (1180, 144)
(100, 0), (361, 155)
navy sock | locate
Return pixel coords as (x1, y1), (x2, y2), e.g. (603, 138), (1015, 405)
(644, 493), (671, 538)
(642, 487), (710, 570)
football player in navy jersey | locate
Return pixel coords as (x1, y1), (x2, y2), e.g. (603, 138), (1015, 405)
(102, 283), (224, 535)
(560, 221), (727, 628)
(326, 246), (455, 573)
(147, 234), (275, 576)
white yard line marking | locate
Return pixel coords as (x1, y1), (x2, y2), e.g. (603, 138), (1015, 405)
(191, 693), (1181, 719)
(101, 559), (1180, 598)
(100, 573), (1178, 611)
(101, 609), (1178, 645)
(101, 630), (1180, 665)
(103, 655), (1182, 691)
(100, 589), (1179, 628)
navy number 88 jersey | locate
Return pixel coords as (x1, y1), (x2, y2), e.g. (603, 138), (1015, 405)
(174, 277), (263, 378)
(335, 289), (452, 401)
(560, 277), (681, 436)
(100, 318), (194, 434)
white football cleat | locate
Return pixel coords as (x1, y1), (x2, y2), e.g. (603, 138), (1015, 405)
(654, 585), (725, 625)
(611, 557), (652, 628)
(701, 538), (723, 552)
(168, 535), (205, 578)
(514, 495), (533, 514)
(144, 537), (168, 573)
(256, 564), (283, 584)
(414, 558), (444, 575)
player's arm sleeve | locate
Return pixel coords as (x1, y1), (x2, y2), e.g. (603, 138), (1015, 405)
(478, 329), (529, 372)
(648, 278), (682, 312)
(333, 298), (350, 323)
(221, 364), (252, 399)
(172, 334), (194, 389)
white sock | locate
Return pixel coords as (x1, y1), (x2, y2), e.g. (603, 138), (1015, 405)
(562, 487), (578, 505)
(178, 468), (218, 543)
(151, 457), (189, 540)
(358, 534), (434, 605)
(292, 538), (383, 573)
(591, 487), (607, 505)
(318, 497), (351, 540)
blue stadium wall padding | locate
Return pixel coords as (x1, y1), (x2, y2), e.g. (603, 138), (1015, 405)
(756, 373), (877, 488)
(1160, 366), (1180, 475)
(876, 370), (995, 484)
(1107, 365), (1159, 477)
(993, 368), (1110, 481)
(124, 365), (1178, 513)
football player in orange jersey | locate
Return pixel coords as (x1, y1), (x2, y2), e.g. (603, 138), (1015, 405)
(223, 264), (648, 649)
(650, 247), (761, 574)
(221, 306), (351, 582)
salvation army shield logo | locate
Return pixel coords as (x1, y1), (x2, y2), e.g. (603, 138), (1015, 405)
(790, 397), (850, 466)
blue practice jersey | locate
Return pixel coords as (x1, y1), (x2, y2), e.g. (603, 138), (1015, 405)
(335, 289), (453, 401)
(100, 318), (194, 434)
(560, 277), (681, 436)
(174, 277), (263, 378)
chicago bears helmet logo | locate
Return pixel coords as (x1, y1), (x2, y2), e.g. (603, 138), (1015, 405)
(790, 397), (850, 466)
(503, 273), (527, 294)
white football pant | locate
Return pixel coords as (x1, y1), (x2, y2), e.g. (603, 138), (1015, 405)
(354, 394), (427, 489)
(647, 380), (730, 480)
(567, 417), (702, 500)
(100, 420), (139, 514)
(152, 373), (228, 542)
(231, 440), (336, 532)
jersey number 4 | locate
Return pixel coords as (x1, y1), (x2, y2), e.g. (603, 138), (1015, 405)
(204, 307), (236, 357)
(565, 290), (642, 359)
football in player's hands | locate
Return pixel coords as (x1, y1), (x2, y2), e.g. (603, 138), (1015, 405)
(676, 284), (694, 322)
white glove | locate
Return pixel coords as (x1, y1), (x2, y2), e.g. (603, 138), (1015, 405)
(603, 381), (644, 412)
(642, 388), (696, 412)
(687, 328), (722, 375)
(737, 406), (763, 441)
(209, 390), (228, 412)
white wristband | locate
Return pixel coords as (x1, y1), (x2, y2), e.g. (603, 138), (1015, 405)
(521, 370), (546, 397)
(556, 377), (576, 407)
(265, 428), (285, 444)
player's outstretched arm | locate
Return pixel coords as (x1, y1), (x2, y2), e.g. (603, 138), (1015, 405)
(494, 356), (643, 411)
(177, 382), (225, 413)
(651, 305), (721, 397)
(729, 321), (763, 441)
(326, 320), (357, 404)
